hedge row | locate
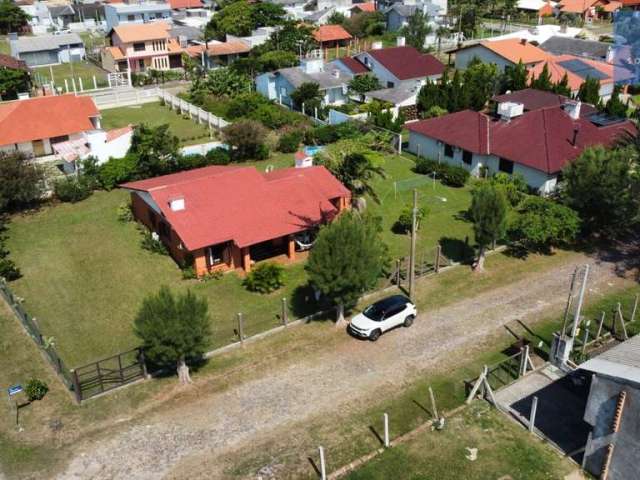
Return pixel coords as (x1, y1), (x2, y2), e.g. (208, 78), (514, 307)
(414, 157), (470, 187)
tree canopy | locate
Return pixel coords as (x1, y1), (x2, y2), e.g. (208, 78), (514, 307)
(128, 124), (180, 179)
(290, 82), (322, 112)
(470, 182), (508, 271)
(502, 60), (528, 92)
(306, 211), (389, 326)
(400, 10), (432, 51)
(0, 68), (30, 101)
(0, 151), (44, 212)
(577, 76), (601, 106)
(0, 0), (30, 34)
(204, 0), (286, 40)
(348, 74), (381, 97)
(134, 286), (211, 383)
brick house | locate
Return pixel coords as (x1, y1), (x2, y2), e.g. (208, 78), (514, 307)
(121, 165), (351, 276)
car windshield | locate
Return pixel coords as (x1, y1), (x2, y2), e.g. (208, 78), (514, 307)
(362, 303), (386, 321)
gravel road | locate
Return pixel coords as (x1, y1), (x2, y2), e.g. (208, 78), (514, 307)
(58, 255), (622, 480)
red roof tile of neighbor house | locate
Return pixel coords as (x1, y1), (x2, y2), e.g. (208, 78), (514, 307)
(0, 53), (27, 71)
(106, 125), (133, 142)
(407, 104), (635, 174)
(169, 0), (203, 8)
(365, 46), (445, 80)
(352, 2), (376, 12)
(314, 24), (353, 43)
(475, 38), (549, 64)
(186, 40), (250, 57)
(527, 54), (618, 91)
(121, 166), (351, 251)
(0, 94), (99, 147)
(558, 0), (598, 12)
(492, 88), (597, 116)
(336, 56), (370, 74)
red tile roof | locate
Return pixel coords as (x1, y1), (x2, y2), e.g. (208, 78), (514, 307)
(351, 2), (376, 12)
(492, 88), (597, 116)
(314, 24), (353, 43)
(407, 106), (635, 174)
(462, 38), (548, 64)
(169, 0), (203, 8)
(121, 166), (351, 251)
(335, 56), (369, 74)
(0, 53), (27, 71)
(0, 94), (99, 147)
(364, 46), (445, 80)
(528, 54), (618, 91)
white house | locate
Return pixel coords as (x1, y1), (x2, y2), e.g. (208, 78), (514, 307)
(256, 55), (352, 107)
(405, 94), (635, 194)
(9, 32), (86, 67)
(104, 2), (172, 31)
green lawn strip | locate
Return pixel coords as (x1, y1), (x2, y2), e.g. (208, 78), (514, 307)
(33, 62), (109, 89)
(99, 102), (214, 147)
(0, 37), (9, 55)
(345, 404), (573, 480)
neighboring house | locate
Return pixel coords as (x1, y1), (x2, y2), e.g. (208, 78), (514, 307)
(556, 0), (621, 19)
(169, 24), (203, 44)
(104, 1), (172, 31)
(0, 94), (131, 167)
(121, 165), (351, 277)
(48, 4), (76, 28)
(580, 335), (640, 480)
(168, 0), (204, 10)
(185, 40), (250, 69)
(353, 44), (445, 89)
(484, 24), (582, 44)
(313, 24), (353, 49)
(516, 0), (556, 15)
(528, 54), (623, 101)
(350, 2), (376, 15)
(405, 91), (635, 193)
(171, 7), (212, 29)
(539, 36), (611, 61)
(492, 88), (598, 116)
(256, 56), (353, 107)
(365, 85), (419, 120)
(304, 7), (335, 25)
(454, 38), (548, 71)
(385, 4), (417, 31)
(226, 26), (279, 49)
(330, 55), (370, 76)
(102, 22), (183, 73)
(9, 32), (86, 67)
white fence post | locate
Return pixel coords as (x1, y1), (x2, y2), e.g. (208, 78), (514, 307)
(529, 396), (538, 433)
(93, 75), (97, 90)
(383, 412), (389, 447)
(318, 446), (326, 480)
(79, 77), (84, 92)
(64, 78), (69, 93)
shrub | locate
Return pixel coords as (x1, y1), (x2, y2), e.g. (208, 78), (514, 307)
(117, 201), (133, 223)
(181, 266), (197, 280)
(25, 379), (48, 401)
(441, 165), (470, 187)
(98, 154), (137, 190)
(205, 148), (231, 165)
(0, 257), (20, 281)
(414, 157), (443, 176)
(243, 262), (285, 293)
(277, 130), (303, 153)
(226, 92), (268, 119)
(223, 120), (269, 161)
(54, 176), (93, 203)
(139, 227), (168, 255)
(394, 205), (428, 234)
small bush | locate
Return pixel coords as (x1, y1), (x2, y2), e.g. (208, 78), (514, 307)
(117, 201), (133, 222)
(25, 378), (48, 401)
(0, 257), (21, 281)
(54, 176), (93, 203)
(139, 228), (168, 255)
(181, 266), (197, 280)
(243, 262), (285, 293)
(441, 165), (470, 187)
(98, 154), (137, 190)
(202, 269), (223, 281)
(394, 205), (428, 234)
(277, 130), (303, 153)
(205, 148), (231, 165)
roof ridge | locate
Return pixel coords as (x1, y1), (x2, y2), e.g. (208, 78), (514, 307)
(540, 107), (552, 173)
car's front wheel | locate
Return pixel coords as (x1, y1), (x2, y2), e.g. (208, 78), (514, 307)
(369, 329), (381, 341)
(403, 315), (415, 327)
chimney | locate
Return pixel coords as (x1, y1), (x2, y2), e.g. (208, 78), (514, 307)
(520, 38), (527, 45)
(169, 197), (185, 212)
(371, 41), (383, 50)
(396, 36), (406, 47)
(563, 100), (581, 120)
(571, 124), (580, 146)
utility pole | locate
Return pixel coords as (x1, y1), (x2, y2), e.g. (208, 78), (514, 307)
(409, 189), (418, 300)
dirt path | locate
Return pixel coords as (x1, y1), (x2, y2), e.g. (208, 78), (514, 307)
(58, 255), (624, 480)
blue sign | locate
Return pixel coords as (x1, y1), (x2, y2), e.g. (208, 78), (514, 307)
(7, 385), (23, 396)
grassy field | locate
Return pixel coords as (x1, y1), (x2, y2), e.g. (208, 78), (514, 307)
(100, 102), (214, 147)
(345, 403), (574, 480)
(6, 153), (472, 366)
(33, 61), (110, 89)
(0, 36), (9, 55)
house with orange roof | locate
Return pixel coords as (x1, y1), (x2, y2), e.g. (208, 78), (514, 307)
(185, 40), (251, 69)
(350, 2), (376, 14)
(102, 22), (183, 73)
(454, 38), (549, 71)
(313, 24), (353, 49)
(0, 94), (132, 168)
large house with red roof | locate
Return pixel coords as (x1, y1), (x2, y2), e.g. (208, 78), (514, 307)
(121, 165), (351, 276)
(406, 89), (635, 194)
(0, 94), (132, 169)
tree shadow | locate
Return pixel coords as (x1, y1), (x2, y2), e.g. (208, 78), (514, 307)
(369, 425), (384, 446)
(439, 236), (474, 264)
(290, 282), (334, 321)
(453, 209), (472, 223)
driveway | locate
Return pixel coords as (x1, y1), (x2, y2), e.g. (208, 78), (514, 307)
(58, 255), (625, 480)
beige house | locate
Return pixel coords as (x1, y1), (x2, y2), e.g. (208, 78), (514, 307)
(102, 21), (183, 73)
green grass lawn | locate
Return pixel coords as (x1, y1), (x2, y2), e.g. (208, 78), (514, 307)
(100, 102), (214, 147)
(0, 36), (9, 55)
(345, 403), (574, 480)
(33, 61), (110, 90)
(5, 152), (472, 367)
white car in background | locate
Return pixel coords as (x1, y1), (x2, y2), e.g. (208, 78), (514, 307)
(348, 295), (417, 341)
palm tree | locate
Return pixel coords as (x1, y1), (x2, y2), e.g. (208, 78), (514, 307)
(337, 153), (386, 207)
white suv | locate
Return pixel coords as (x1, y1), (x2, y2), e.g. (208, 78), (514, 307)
(348, 295), (417, 341)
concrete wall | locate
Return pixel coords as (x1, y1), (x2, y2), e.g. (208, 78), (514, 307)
(583, 374), (640, 480)
(407, 130), (558, 193)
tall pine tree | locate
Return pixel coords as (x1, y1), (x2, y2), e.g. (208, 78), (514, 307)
(577, 77), (601, 106)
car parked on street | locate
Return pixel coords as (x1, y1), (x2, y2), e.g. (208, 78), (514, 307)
(348, 295), (417, 341)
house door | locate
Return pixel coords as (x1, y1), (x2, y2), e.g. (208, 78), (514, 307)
(138, 59), (145, 71)
(32, 140), (46, 157)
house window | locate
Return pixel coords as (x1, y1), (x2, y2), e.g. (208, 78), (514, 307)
(444, 143), (454, 158)
(499, 157), (514, 174)
(206, 244), (225, 267)
(462, 150), (472, 165)
(158, 221), (170, 238)
(138, 59), (145, 70)
(133, 42), (145, 52)
(50, 134), (69, 145)
(387, 81), (395, 88)
(127, 14), (135, 21)
(147, 209), (156, 228)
